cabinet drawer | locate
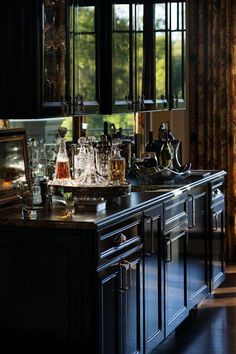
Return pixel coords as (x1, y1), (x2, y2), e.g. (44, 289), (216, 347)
(209, 178), (224, 206)
(164, 193), (187, 231)
(162, 220), (188, 263)
(99, 217), (142, 265)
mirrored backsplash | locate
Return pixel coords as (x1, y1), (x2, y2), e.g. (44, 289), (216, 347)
(5, 117), (73, 143)
(0, 112), (136, 143)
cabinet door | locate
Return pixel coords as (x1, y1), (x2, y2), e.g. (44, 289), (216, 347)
(187, 192), (209, 308)
(71, 0), (100, 115)
(109, 2), (139, 113)
(0, 1), (41, 118)
(143, 206), (164, 353)
(210, 200), (225, 291)
(43, 0), (70, 116)
(122, 256), (143, 354)
(155, 1), (186, 110)
(163, 221), (188, 337)
(99, 267), (120, 354)
(98, 254), (143, 354)
(0, 1), (70, 118)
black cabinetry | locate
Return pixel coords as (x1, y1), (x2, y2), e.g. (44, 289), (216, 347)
(0, 1), (41, 118)
(0, 171), (226, 353)
(98, 253), (143, 354)
(43, 0), (70, 116)
(163, 194), (188, 336)
(0, 0), (186, 117)
(0, 0), (71, 118)
(143, 204), (165, 353)
(187, 188), (209, 308)
(143, 193), (188, 353)
(97, 214), (143, 354)
(209, 178), (225, 291)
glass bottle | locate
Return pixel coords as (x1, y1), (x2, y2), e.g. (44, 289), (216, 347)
(108, 139), (126, 184)
(74, 137), (87, 179)
(95, 135), (111, 177)
(55, 127), (71, 180)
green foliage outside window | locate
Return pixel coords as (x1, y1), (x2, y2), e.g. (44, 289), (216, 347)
(70, 2), (185, 137)
(85, 113), (134, 139)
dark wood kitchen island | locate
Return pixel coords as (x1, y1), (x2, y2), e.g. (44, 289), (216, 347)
(0, 170), (226, 354)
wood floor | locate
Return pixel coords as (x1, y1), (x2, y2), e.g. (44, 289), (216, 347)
(153, 264), (236, 354)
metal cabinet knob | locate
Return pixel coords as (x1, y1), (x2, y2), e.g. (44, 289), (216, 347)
(114, 233), (127, 245)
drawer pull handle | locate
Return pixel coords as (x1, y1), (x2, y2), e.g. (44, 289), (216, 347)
(192, 195), (196, 227)
(114, 233), (127, 245)
(163, 237), (172, 262)
(212, 211), (218, 231)
(119, 261), (132, 293)
(144, 215), (155, 255)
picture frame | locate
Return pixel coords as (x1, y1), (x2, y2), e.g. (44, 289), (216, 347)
(0, 128), (30, 207)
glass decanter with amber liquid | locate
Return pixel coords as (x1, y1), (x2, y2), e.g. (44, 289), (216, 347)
(108, 139), (126, 185)
(55, 127), (71, 180)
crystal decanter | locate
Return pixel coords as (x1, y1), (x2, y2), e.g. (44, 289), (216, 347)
(108, 139), (126, 185)
(54, 127), (71, 180)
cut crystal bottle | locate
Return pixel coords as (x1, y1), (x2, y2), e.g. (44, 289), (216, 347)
(108, 139), (126, 185)
(55, 127), (71, 180)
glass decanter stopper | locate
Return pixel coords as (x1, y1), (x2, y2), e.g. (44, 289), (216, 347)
(108, 138), (126, 185)
(55, 127), (71, 180)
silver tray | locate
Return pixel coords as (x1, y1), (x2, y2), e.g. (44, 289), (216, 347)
(132, 164), (191, 183)
(50, 182), (131, 199)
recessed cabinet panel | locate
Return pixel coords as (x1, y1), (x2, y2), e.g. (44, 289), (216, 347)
(212, 210), (224, 279)
(123, 258), (143, 354)
(98, 253), (143, 354)
(43, 0), (67, 103)
(210, 200), (225, 291)
(164, 221), (188, 336)
(143, 205), (165, 354)
(99, 269), (120, 354)
(187, 192), (209, 308)
(42, 0), (71, 116)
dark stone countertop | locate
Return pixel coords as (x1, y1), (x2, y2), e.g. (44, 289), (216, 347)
(0, 170), (226, 231)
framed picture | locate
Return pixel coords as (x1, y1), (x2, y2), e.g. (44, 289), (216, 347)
(0, 128), (30, 207)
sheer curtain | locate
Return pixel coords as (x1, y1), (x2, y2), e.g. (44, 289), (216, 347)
(188, 0), (236, 258)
